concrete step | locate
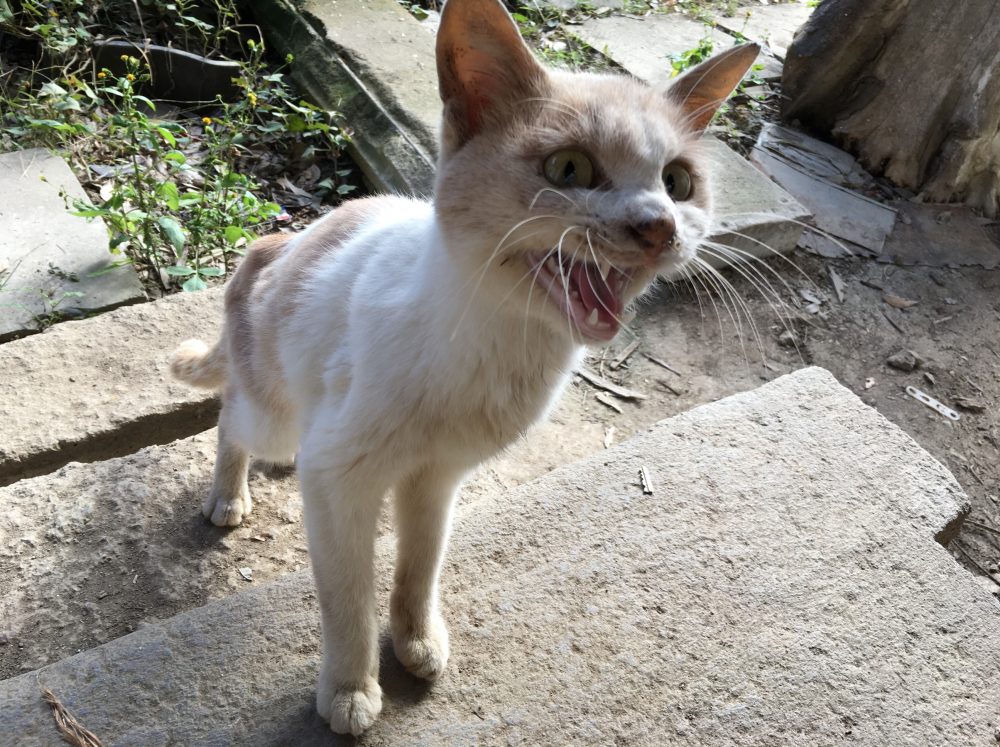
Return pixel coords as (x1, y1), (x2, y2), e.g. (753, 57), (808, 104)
(4, 368), (997, 745)
(0, 149), (146, 342)
(0, 288), (223, 487)
(0, 394), (600, 679)
(255, 0), (809, 259)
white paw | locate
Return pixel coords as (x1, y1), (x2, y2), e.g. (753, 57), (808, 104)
(393, 615), (449, 680)
(317, 679), (383, 736)
(202, 484), (251, 527)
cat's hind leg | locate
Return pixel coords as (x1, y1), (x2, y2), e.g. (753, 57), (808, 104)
(203, 399), (252, 527)
(390, 464), (462, 680)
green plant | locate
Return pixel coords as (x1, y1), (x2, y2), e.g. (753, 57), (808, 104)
(669, 36), (714, 77)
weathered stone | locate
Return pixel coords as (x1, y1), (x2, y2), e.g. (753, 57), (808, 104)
(0, 289), (223, 486)
(712, 3), (815, 59)
(0, 400), (602, 679)
(698, 136), (810, 262)
(3, 368), (995, 745)
(887, 349), (922, 372)
(576, 12), (738, 86)
(0, 149), (145, 341)
(253, 0), (438, 195)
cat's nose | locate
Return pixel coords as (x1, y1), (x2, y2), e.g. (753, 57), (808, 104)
(629, 215), (677, 257)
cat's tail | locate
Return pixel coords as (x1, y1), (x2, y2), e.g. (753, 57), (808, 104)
(170, 338), (227, 390)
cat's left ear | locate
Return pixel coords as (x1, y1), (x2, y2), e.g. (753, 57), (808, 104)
(437, 0), (548, 150)
(666, 43), (760, 134)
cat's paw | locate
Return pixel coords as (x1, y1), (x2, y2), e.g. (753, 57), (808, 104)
(392, 614), (449, 680)
(202, 483), (251, 527)
(317, 678), (383, 736)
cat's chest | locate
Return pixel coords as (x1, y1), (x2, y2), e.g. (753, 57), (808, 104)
(426, 357), (571, 460)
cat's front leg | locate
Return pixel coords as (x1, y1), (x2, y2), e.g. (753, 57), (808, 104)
(299, 446), (386, 736)
(390, 465), (462, 680)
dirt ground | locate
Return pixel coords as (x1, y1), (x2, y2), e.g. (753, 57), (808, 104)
(4, 242), (998, 682)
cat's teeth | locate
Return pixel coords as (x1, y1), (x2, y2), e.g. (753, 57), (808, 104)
(586, 308), (599, 326)
(599, 261), (610, 281)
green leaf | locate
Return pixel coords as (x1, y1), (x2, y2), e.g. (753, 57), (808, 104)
(0, 0), (14, 24)
(165, 265), (195, 276)
(198, 266), (224, 277)
(223, 225), (245, 245)
(182, 275), (208, 292)
(133, 95), (157, 112)
(157, 216), (185, 251)
(39, 81), (69, 98)
(163, 150), (187, 164)
(156, 126), (176, 146)
(157, 181), (180, 211)
(71, 208), (107, 218)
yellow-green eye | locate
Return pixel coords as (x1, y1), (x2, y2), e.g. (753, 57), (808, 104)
(663, 162), (693, 200)
(543, 150), (594, 189)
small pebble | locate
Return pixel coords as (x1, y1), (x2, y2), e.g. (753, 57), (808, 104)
(887, 349), (922, 372)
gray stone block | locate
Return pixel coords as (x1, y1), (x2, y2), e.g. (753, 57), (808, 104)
(576, 12), (740, 87)
(0, 149), (145, 341)
(712, 3), (815, 59)
(253, 0), (438, 196)
(3, 368), (996, 745)
(0, 288), (223, 486)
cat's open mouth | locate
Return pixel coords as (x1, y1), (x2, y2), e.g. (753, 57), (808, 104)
(527, 251), (631, 341)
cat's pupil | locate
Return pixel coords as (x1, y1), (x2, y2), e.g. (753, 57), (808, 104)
(666, 173), (676, 194)
(562, 161), (577, 185)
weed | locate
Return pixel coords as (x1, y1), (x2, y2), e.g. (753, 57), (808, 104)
(1, 14), (353, 293)
(669, 36), (714, 77)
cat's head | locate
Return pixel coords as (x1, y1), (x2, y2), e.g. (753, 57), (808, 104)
(434, 0), (757, 345)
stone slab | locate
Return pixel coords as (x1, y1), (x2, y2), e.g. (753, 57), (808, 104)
(713, 2), (815, 59)
(0, 407), (600, 679)
(0, 149), (145, 341)
(0, 288), (223, 487)
(254, 0), (438, 196)
(4, 368), (997, 745)
(750, 142), (896, 256)
(696, 136), (810, 267)
(576, 12), (740, 87)
(574, 11), (784, 81)
(880, 202), (1000, 269)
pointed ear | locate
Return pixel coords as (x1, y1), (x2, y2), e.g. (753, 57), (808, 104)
(667, 43), (760, 134)
(437, 0), (547, 149)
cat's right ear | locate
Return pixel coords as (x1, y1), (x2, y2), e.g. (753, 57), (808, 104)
(436, 0), (547, 150)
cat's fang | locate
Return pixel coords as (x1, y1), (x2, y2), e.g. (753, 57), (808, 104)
(587, 308), (599, 325)
(598, 260), (610, 281)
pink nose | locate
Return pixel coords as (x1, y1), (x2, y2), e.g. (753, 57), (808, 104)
(630, 216), (676, 257)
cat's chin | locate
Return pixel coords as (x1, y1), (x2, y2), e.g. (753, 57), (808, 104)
(525, 251), (633, 343)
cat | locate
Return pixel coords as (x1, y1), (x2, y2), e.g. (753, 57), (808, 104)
(169, 0), (756, 735)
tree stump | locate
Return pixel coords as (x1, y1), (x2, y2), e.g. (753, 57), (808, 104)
(782, 0), (1000, 217)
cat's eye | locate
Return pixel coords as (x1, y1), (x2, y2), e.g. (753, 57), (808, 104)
(663, 162), (693, 201)
(543, 150), (594, 189)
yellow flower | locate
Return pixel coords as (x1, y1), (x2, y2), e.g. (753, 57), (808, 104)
(97, 71), (107, 79)
(126, 73), (136, 81)
(120, 54), (129, 62)
(247, 92), (258, 106)
(202, 116), (213, 125)
(247, 38), (256, 49)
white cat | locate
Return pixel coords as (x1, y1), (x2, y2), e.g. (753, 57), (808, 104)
(171, 0), (756, 735)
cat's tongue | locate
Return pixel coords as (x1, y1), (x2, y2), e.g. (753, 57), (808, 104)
(568, 261), (621, 335)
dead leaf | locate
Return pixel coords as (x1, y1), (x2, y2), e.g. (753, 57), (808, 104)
(883, 293), (918, 309)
